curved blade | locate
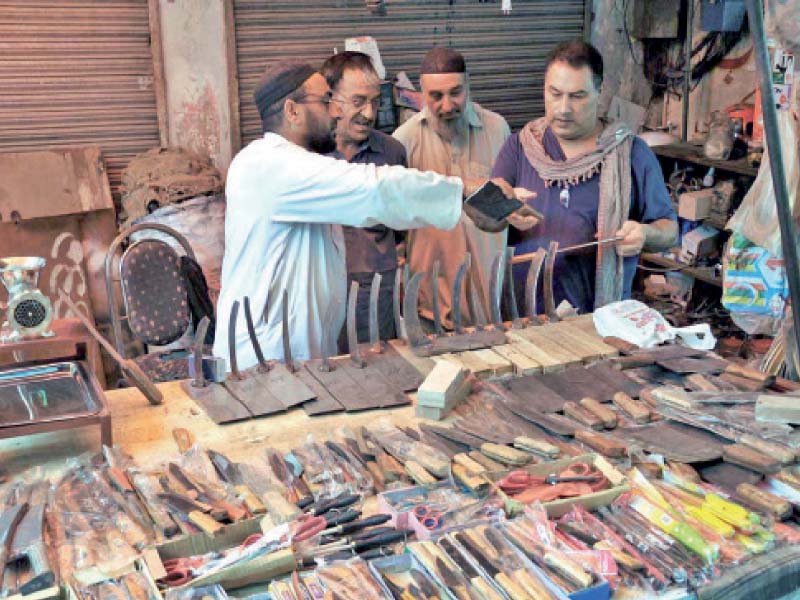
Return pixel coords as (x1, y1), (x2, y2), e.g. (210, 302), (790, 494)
(228, 300), (242, 380)
(403, 272), (432, 349)
(192, 316), (211, 388)
(369, 273), (383, 352)
(392, 268), (406, 342)
(524, 248), (547, 323)
(347, 280), (365, 368)
(544, 241), (560, 322)
(505, 247), (522, 328)
(431, 260), (443, 336)
(488, 250), (505, 328)
(452, 253), (471, 335)
(281, 289), (296, 372)
(244, 296), (270, 372)
(466, 271), (487, 331)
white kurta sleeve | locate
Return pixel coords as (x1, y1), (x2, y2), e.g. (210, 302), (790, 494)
(268, 149), (463, 231)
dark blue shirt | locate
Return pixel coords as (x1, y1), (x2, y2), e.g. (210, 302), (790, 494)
(329, 130), (408, 274)
(491, 127), (675, 313)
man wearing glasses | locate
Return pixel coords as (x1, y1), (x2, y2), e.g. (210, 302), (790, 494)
(214, 60), (538, 370)
(321, 51), (406, 351)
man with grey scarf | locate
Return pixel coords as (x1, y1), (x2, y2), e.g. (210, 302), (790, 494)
(492, 40), (678, 314)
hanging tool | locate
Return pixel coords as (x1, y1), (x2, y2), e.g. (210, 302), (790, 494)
(281, 289), (296, 372)
(524, 248), (547, 323)
(505, 247), (524, 328)
(60, 292), (162, 405)
(543, 241), (559, 322)
(431, 260), (444, 336)
(489, 250), (505, 329)
(393, 268), (407, 343)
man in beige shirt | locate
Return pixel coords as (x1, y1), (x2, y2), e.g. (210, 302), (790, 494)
(394, 47), (519, 326)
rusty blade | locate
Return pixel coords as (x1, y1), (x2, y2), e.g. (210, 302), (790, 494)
(544, 240), (560, 322)
(451, 253), (471, 335)
(393, 268), (406, 343)
(431, 259), (444, 336)
(368, 272), (382, 353)
(524, 248), (547, 323)
(192, 316), (211, 388)
(244, 296), (270, 372)
(347, 280), (365, 368)
(403, 271), (432, 349)
(467, 271), (487, 331)
(505, 247), (523, 328)
(281, 289), (295, 372)
(228, 300), (242, 380)
(489, 250), (505, 328)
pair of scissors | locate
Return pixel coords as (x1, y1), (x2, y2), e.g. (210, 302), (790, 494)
(412, 504), (447, 530)
(293, 513), (328, 542)
(161, 556), (210, 587)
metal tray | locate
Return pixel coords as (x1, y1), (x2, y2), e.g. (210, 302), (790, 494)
(0, 361), (102, 428)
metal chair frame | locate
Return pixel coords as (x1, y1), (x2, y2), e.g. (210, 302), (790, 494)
(104, 223), (196, 359)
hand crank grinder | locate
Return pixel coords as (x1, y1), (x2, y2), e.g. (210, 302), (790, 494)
(0, 257), (54, 342)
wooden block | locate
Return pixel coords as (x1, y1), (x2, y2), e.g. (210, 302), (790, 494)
(469, 451), (506, 472)
(453, 453), (487, 474)
(506, 331), (565, 373)
(405, 460), (437, 485)
(523, 325), (595, 363)
(718, 373), (767, 392)
(736, 483), (792, 519)
(467, 349), (514, 377)
(603, 336), (640, 353)
(755, 394), (800, 424)
(722, 443), (781, 474)
(612, 392), (651, 423)
(552, 321), (620, 359)
(416, 405), (447, 420)
(772, 377), (800, 393)
(188, 510), (224, 535)
(480, 442), (531, 466)
(452, 463), (490, 494)
(573, 430), (627, 458)
(579, 397), (618, 429)
(563, 401), (604, 430)
(417, 360), (468, 408)
(491, 344), (542, 375)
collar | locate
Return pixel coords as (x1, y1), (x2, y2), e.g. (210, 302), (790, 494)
(328, 129), (384, 160)
(420, 101), (483, 129)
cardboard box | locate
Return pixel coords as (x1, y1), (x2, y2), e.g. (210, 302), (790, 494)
(486, 454), (628, 518)
(678, 189), (714, 221)
(681, 224), (720, 260)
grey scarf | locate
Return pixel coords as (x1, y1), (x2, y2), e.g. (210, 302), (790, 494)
(519, 117), (634, 308)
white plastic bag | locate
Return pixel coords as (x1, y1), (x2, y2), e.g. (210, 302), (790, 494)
(592, 300), (716, 350)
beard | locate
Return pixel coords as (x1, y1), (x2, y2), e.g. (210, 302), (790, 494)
(432, 112), (465, 142)
(305, 111), (337, 154)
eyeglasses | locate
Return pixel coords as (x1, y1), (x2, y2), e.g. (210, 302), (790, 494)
(332, 94), (381, 110)
(295, 91), (333, 106)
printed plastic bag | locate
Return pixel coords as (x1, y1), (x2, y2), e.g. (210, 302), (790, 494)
(592, 300), (716, 349)
(722, 232), (788, 334)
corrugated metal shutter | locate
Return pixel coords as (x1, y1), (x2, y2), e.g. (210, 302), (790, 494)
(234, 0), (586, 147)
(0, 1), (161, 200)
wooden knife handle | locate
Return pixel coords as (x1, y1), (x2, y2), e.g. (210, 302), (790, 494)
(563, 402), (604, 430)
(612, 392), (651, 423)
(472, 577), (504, 600)
(736, 483), (792, 519)
(602, 337), (639, 353)
(725, 363), (774, 385)
(454, 453), (488, 474)
(574, 429), (626, 458)
(495, 573), (530, 600)
(122, 359), (163, 405)
(188, 510), (223, 535)
(738, 434), (795, 465)
(579, 397), (618, 429)
(722, 443), (780, 474)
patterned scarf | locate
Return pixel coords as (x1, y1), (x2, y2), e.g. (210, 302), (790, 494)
(519, 117), (634, 308)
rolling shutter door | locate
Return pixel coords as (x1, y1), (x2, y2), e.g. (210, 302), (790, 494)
(234, 0), (587, 147)
(0, 1), (161, 200)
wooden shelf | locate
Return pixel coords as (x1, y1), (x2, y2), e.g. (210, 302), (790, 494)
(652, 142), (758, 177)
(640, 252), (722, 287)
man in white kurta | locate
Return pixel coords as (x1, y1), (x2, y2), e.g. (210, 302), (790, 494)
(214, 61), (533, 371)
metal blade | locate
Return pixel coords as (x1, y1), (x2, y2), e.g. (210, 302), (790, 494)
(524, 248), (547, 323)
(466, 271), (487, 331)
(281, 289), (296, 372)
(402, 272), (432, 349)
(431, 260), (443, 336)
(347, 280), (365, 368)
(451, 253), (471, 335)
(558, 235), (624, 254)
(228, 300), (242, 380)
(368, 272), (383, 353)
(543, 240), (560, 322)
(192, 316), (211, 388)
(243, 296), (270, 372)
(489, 250), (505, 328)
(505, 247), (523, 328)
(392, 268), (406, 343)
